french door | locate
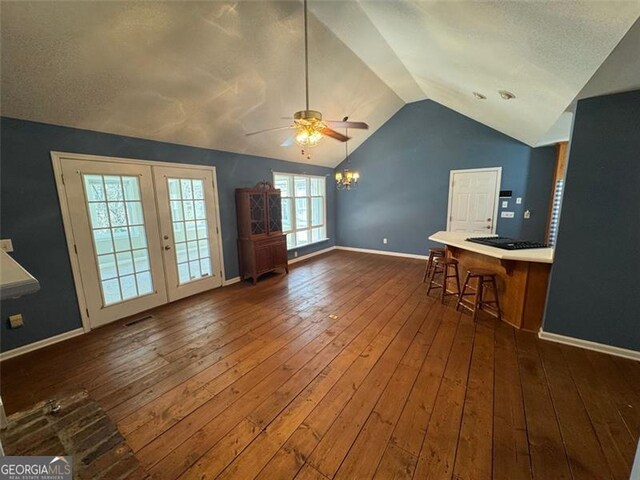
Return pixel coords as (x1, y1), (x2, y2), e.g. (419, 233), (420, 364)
(59, 157), (222, 328)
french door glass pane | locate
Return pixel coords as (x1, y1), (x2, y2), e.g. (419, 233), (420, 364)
(167, 178), (213, 285)
(295, 198), (309, 229)
(84, 174), (154, 306)
(311, 197), (323, 226)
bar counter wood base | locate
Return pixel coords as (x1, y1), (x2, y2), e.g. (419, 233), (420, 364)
(446, 247), (550, 331)
(430, 231), (553, 332)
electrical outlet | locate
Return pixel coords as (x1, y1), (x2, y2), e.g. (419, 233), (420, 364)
(1, 239), (14, 253)
(516, 197), (522, 204)
(293, 251), (298, 258)
(383, 238), (388, 244)
(524, 210), (531, 219)
(8, 314), (23, 329)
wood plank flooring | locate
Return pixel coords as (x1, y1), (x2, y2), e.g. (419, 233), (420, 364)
(2, 250), (639, 479)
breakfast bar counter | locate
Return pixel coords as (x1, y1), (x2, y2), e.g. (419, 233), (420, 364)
(429, 231), (553, 331)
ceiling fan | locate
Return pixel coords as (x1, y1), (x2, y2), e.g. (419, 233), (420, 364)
(245, 0), (369, 152)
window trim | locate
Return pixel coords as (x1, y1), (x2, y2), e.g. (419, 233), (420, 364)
(273, 172), (327, 250)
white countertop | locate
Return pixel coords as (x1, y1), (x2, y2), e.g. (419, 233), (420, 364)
(429, 231), (554, 264)
(0, 250), (40, 299)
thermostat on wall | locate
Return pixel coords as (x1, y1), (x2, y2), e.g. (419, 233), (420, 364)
(499, 190), (512, 198)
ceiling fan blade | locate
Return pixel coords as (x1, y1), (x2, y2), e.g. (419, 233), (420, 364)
(325, 120), (369, 129)
(281, 136), (295, 147)
(322, 127), (350, 142)
(245, 125), (292, 137)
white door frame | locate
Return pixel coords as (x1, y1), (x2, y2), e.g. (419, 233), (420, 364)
(51, 151), (226, 333)
(446, 167), (502, 234)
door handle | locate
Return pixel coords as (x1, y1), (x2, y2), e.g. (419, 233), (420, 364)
(164, 245), (172, 250)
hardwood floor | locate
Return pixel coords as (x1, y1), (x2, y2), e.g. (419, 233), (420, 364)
(2, 250), (639, 479)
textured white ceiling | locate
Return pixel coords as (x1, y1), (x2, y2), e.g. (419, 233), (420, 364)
(1, 1), (639, 166)
(321, 1), (640, 147)
(0, 1), (403, 167)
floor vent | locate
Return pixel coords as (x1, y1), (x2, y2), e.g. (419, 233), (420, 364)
(124, 314), (154, 327)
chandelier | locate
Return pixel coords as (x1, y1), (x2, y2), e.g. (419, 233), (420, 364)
(335, 125), (360, 190)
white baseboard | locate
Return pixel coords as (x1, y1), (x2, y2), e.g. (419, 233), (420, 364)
(223, 276), (241, 286)
(289, 246), (337, 265)
(538, 330), (640, 362)
(0, 328), (85, 362)
(335, 246), (428, 260)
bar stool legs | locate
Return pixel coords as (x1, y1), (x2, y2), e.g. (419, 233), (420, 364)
(426, 257), (460, 304)
(456, 268), (502, 322)
(423, 247), (445, 282)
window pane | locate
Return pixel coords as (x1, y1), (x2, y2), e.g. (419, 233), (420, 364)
(310, 177), (324, 196)
(129, 226), (147, 249)
(295, 198), (309, 229)
(296, 230), (309, 246)
(108, 202), (127, 227)
(89, 203), (109, 229)
(194, 200), (206, 220)
(281, 198), (293, 232)
(311, 227), (325, 242)
(294, 176), (308, 197)
(311, 197), (323, 226)
(274, 174), (291, 197)
(175, 242), (188, 263)
(286, 234), (295, 249)
(178, 263), (190, 284)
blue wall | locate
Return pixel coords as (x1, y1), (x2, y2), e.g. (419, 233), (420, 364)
(334, 100), (556, 255)
(543, 90), (640, 351)
(0, 117), (335, 351)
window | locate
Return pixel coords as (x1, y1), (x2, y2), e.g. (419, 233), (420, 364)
(273, 173), (326, 250)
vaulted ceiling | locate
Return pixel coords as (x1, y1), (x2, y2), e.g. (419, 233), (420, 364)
(1, 1), (639, 167)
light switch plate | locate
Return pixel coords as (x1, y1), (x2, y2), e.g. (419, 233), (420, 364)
(0, 239), (13, 253)
(8, 314), (23, 328)
(502, 201), (508, 208)
(516, 197), (522, 204)
(501, 211), (515, 218)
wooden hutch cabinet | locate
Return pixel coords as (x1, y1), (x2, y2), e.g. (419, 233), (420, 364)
(236, 181), (289, 284)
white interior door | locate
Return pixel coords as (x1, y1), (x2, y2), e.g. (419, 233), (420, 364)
(447, 167), (501, 234)
(60, 159), (168, 327)
(153, 166), (223, 301)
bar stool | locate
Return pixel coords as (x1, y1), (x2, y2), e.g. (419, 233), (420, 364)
(456, 268), (502, 322)
(422, 247), (445, 282)
(427, 257), (461, 304)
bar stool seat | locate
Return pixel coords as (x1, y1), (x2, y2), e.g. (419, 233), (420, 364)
(423, 247), (445, 282)
(456, 268), (502, 322)
(426, 256), (461, 304)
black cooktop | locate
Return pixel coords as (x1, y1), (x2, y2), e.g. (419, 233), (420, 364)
(466, 236), (548, 250)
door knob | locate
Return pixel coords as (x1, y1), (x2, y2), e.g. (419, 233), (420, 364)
(164, 245), (171, 250)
